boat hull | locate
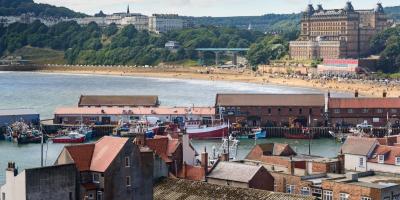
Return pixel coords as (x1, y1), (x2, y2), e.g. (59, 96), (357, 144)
(52, 136), (85, 143)
(187, 125), (229, 139)
(284, 133), (314, 140)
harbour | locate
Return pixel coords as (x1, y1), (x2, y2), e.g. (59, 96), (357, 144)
(0, 71), (346, 184)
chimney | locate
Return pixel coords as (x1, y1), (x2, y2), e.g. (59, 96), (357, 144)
(220, 151), (229, 162)
(355, 90), (359, 98)
(327, 91), (331, 98)
(201, 147), (208, 175)
(289, 156), (295, 175)
(337, 150), (345, 174)
(383, 90), (387, 98)
(182, 162), (187, 178)
(134, 133), (146, 147)
(6, 162), (18, 178)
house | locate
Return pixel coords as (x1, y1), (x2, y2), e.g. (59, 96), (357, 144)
(0, 109), (40, 126)
(55, 136), (153, 200)
(78, 95), (160, 108)
(53, 106), (215, 125)
(328, 96), (400, 127)
(341, 137), (380, 172)
(206, 161), (275, 190)
(215, 94), (326, 127)
(321, 171), (400, 200)
(146, 133), (197, 177)
(0, 162), (79, 200)
(154, 178), (316, 200)
(246, 143), (341, 175)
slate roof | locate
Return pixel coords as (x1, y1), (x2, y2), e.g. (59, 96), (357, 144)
(207, 162), (263, 183)
(341, 137), (377, 156)
(216, 94), (325, 107)
(154, 178), (316, 200)
(78, 95), (159, 107)
(329, 98), (400, 109)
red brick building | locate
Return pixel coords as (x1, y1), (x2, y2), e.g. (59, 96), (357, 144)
(328, 97), (400, 127)
(216, 94), (326, 127)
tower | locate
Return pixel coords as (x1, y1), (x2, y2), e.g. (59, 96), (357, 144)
(127, 5), (130, 14)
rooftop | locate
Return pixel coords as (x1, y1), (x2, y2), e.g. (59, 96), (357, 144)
(154, 178), (315, 200)
(0, 108), (39, 116)
(207, 161), (263, 183)
(368, 145), (400, 166)
(216, 93), (325, 107)
(332, 173), (400, 189)
(329, 97), (400, 109)
(55, 106), (215, 116)
(78, 95), (159, 107)
(341, 137), (378, 156)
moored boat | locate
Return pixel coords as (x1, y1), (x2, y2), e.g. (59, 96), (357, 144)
(186, 122), (229, 139)
(52, 131), (86, 143)
(248, 128), (267, 139)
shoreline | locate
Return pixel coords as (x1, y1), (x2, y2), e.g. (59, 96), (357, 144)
(12, 65), (400, 97)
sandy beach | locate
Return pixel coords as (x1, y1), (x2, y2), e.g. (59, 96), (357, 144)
(34, 65), (400, 97)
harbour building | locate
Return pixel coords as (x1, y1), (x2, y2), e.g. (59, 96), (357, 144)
(289, 2), (389, 60)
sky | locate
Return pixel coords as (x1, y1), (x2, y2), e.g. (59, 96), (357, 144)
(34, 0), (399, 17)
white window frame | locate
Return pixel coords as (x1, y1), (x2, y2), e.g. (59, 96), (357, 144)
(347, 109), (353, 114)
(340, 193), (349, 200)
(359, 157), (364, 168)
(334, 109), (340, 114)
(286, 184), (295, 194)
(301, 187), (310, 196)
(361, 197), (371, 200)
(396, 157), (400, 166)
(125, 156), (130, 167)
(92, 173), (100, 183)
(378, 155), (385, 164)
(323, 190), (333, 200)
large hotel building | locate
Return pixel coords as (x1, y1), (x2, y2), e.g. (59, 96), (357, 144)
(289, 2), (389, 60)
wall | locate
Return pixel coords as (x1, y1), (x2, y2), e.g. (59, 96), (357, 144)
(367, 162), (400, 174)
(153, 155), (169, 181)
(271, 172), (312, 194)
(345, 154), (367, 172)
(248, 167), (274, 191)
(321, 180), (380, 200)
(25, 164), (78, 200)
(207, 178), (249, 189)
(0, 170), (26, 200)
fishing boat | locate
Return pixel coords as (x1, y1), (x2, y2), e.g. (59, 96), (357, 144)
(52, 131), (86, 143)
(284, 128), (316, 139)
(209, 135), (240, 165)
(17, 129), (47, 144)
(248, 128), (267, 139)
(185, 121), (229, 139)
(8, 121), (47, 144)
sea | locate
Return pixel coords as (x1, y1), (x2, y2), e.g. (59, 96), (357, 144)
(0, 71), (349, 184)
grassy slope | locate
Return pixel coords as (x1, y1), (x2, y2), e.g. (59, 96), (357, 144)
(9, 46), (66, 64)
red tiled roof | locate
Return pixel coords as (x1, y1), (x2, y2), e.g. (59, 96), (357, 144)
(329, 98), (400, 109)
(90, 136), (129, 172)
(178, 165), (205, 181)
(65, 136), (128, 172)
(341, 137), (378, 156)
(368, 145), (400, 165)
(216, 94), (325, 107)
(65, 144), (95, 171)
(146, 137), (170, 162)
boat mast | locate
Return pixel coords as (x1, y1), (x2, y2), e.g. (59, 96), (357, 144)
(40, 124), (44, 167)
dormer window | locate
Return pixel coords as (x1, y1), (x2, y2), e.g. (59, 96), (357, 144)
(396, 157), (400, 166)
(378, 155), (385, 164)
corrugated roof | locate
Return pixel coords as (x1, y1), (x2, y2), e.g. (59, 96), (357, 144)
(216, 94), (325, 107)
(0, 108), (39, 116)
(341, 137), (377, 156)
(90, 136), (129, 172)
(329, 98), (400, 109)
(207, 162), (262, 183)
(55, 106), (215, 116)
(78, 95), (159, 107)
(154, 178), (315, 200)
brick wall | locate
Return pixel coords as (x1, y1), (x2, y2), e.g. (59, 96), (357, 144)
(271, 172), (312, 194)
(321, 180), (380, 200)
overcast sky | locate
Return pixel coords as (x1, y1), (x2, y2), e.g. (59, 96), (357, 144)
(34, 0), (399, 17)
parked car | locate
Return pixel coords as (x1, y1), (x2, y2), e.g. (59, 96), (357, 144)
(356, 122), (373, 129)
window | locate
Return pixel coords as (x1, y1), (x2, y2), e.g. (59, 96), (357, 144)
(361, 197), (371, 200)
(323, 190), (333, 200)
(347, 109), (353, 114)
(125, 156), (130, 167)
(268, 108), (271, 114)
(362, 109), (369, 113)
(286, 185), (295, 194)
(334, 109), (340, 114)
(309, 108), (313, 115)
(126, 176), (131, 187)
(376, 109), (383, 113)
(97, 191), (103, 200)
(391, 109), (397, 114)
(396, 157), (400, 166)
(289, 108), (293, 112)
(299, 108), (303, 114)
(88, 193), (94, 199)
(278, 108), (281, 113)
(340, 193), (349, 200)
(378, 155), (385, 164)
(301, 187), (310, 195)
(92, 173), (100, 183)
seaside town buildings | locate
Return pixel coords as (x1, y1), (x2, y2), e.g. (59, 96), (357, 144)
(289, 2), (389, 60)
